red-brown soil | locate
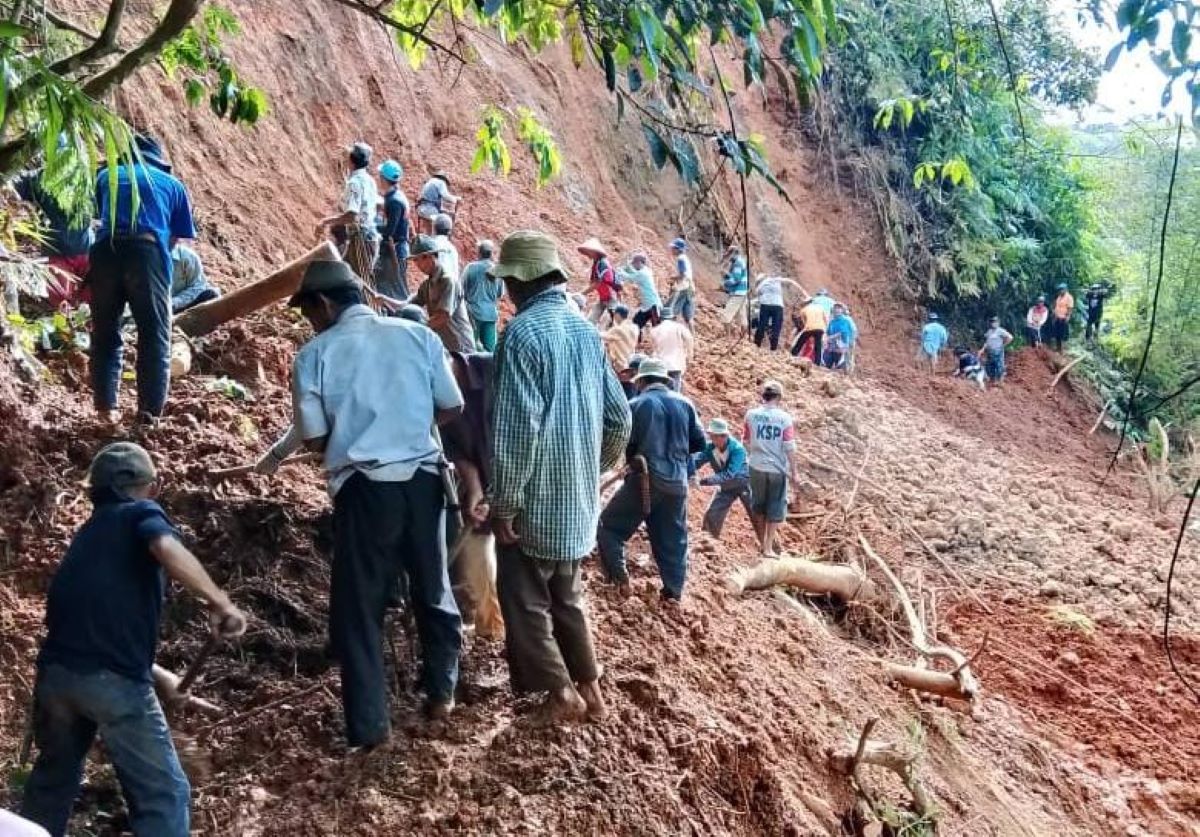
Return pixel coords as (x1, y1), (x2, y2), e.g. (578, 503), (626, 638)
(1, 2), (1197, 835)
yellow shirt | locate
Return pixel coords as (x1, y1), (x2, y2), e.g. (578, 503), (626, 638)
(800, 301), (829, 333)
(601, 320), (639, 371)
(1054, 292), (1074, 319)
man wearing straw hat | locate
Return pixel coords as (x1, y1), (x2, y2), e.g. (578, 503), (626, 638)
(489, 230), (631, 724)
(597, 357), (705, 602)
(314, 141), (380, 286)
(690, 417), (752, 538)
(577, 237), (621, 326)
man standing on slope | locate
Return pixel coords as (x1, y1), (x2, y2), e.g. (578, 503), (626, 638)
(90, 134), (197, 425)
(415, 171), (459, 235)
(601, 304), (640, 374)
(1084, 282), (1111, 343)
(744, 380), (800, 557)
(979, 316), (1014, 386)
(649, 305), (694, 392)
(376, 159), (411, 299)
(824, 302), (857, 371)
(288, 260), (465, 744)
(918, 312), (949, 372)
(720, 245), (750, 337)
(1025, 295), (1049, 349)
(791, 295), (829, 361)
(598, 358), (705, 602)
(314, 142), (379, 286)
(578, 237), (621, 326)
(691, 417), (753, 539)
(1050, 282), (1074, 352)
(753, 274), (789, 350)
(408, 234), (477, 354)
(489, 230), (631, 724)
(22, 443), (247, 837)
(460, 240), (502, 351)
(667, 238), (696, 328)
(617, 251), (661, 337)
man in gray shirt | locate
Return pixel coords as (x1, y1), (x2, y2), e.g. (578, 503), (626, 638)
(408, 234), (477, 353)
(289, 259), (465, 745)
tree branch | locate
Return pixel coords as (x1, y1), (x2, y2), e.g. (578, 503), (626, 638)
(81, 0), (202, 98)
(326, 0), (468, 65)
(44, 8), (99, 42)
(49, 0), (128, 76)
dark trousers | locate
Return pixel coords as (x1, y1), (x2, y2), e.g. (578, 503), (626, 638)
(791, 329), (823, 359)
(1085, 314), (1101, 342)
(702, 478), (752, 538)
(331, 471), (461, 746)
(1050, 316), (1069, 349)
(88, 239), (172, 416)
(754, 303), (784, 350)
(374, 240), (409, 299)
(597, 478), (690, 599)
(496, 545), (599, 693)
(22, 664), (190, 837)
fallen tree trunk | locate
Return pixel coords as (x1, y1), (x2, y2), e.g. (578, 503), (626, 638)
(175, 242), (339, 337)
(883, 664), (973, 701)
(726, 556), (872, 601)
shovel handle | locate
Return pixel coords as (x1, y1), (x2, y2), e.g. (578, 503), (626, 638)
(177, 633), (221, 695)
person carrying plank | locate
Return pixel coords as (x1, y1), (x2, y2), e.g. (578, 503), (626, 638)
(287, 259), (465, 743)
(22, 443), (247, 837)
(598, 357), (705, 602)
(314, 142), (379, 286)
(489, 230), (631, 724)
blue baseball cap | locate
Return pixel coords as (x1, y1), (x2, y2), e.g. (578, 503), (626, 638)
(670, 237), (687, 251)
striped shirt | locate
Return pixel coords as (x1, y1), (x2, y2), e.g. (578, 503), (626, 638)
(491, 287), (632, 560)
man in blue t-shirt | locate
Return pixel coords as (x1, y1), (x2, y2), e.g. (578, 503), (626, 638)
(22, 443), (246, 837)
(90, 134), (197, 424)
(918, 312), (949, 373)
(375, 158), (411, 299)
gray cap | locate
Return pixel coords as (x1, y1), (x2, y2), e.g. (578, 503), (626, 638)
(407, 234), (439, 259)
(433, 213), (453, 235)
(89, 442), (156, 491)
(288, 260), (361, 306)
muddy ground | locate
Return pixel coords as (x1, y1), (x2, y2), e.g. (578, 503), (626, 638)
(1, 1), (1197, 835)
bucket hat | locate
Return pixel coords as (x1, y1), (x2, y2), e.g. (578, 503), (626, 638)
(706, 418), (731, 435)
(288, 259), (361, 306)
(633, 357), (672, 383)
(491, 230), (570, 283)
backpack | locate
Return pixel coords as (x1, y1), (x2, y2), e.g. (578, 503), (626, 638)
(595, 258), (622, 292)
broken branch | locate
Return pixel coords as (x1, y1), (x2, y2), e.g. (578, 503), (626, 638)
(1048, 355), (1084, 392)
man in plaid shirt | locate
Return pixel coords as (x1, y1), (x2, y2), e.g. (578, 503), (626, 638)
(490, 230), (631, 724)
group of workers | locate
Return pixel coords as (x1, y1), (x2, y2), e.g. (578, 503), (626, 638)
(915, 281), (1112, 391)
(8, 132), (1119, 837)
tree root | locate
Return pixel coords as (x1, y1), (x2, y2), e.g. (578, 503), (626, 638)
(726, 555), (873, 601)
(829, 726), (934, 820)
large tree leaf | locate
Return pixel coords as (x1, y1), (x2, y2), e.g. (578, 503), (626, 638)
(642, 123), (671, 169)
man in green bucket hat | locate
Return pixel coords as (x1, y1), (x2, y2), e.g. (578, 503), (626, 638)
(489, 230), (631, 724)
(690, 417), (752, 539)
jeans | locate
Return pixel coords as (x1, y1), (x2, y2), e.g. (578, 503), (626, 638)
(331, 471), (462, 746)
(88, 239), (172, 415)
(22, 664), (190, 837)
(671, 290), (695, 324)
(755, 303), (784, 350)
(473, 319), (498, 352)
(597, 478), (690, 599)
(702, 477), (752, 537)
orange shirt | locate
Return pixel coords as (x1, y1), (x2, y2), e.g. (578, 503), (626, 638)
(800, 301), (829, 333)
(1053, 291), (1074, 319)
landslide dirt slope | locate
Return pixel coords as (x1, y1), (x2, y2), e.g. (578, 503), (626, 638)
(0, 2), (1197, 835)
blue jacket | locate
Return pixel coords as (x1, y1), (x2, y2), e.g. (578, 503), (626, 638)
(827, 314), (857, 348)
(691, 437), (749, 485)
(627, 384), (706, 494)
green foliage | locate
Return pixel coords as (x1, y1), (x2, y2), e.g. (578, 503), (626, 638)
(380, 0), (836, 191)
(469, 106), (560, 187)
(5, 306), (91, 354)
(160, 5), (268, 126)
(822, 0), (1105, 326)
(1104, 0), (1200, 120)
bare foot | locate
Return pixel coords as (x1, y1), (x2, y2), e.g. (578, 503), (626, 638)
(577, 680), (607, 722)
(532, 686), (587, 726)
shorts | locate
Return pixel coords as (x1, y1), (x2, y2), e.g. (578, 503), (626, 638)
(749, 469), (788, 523)
(417, 201), (440, 221)
(720, 294), (748, 324)
(633, 306), (660, 328)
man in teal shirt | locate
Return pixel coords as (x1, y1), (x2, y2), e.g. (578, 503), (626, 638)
(460, 240), (502, 351)
(919, 312), (949, 372)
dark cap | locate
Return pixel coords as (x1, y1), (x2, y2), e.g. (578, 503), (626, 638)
(288, 259), (361, 306)
(89, 442), (156, 491)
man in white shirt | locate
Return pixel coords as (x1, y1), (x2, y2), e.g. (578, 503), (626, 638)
(649, 306), (694, 391)
(667, 238), (696, 328)
(432, 212), (461, 281)
(752, 274), (802, 350)
(288, 259), (465, 745)
(743, 380), (800, 556)
(314, 142), (380, 286)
